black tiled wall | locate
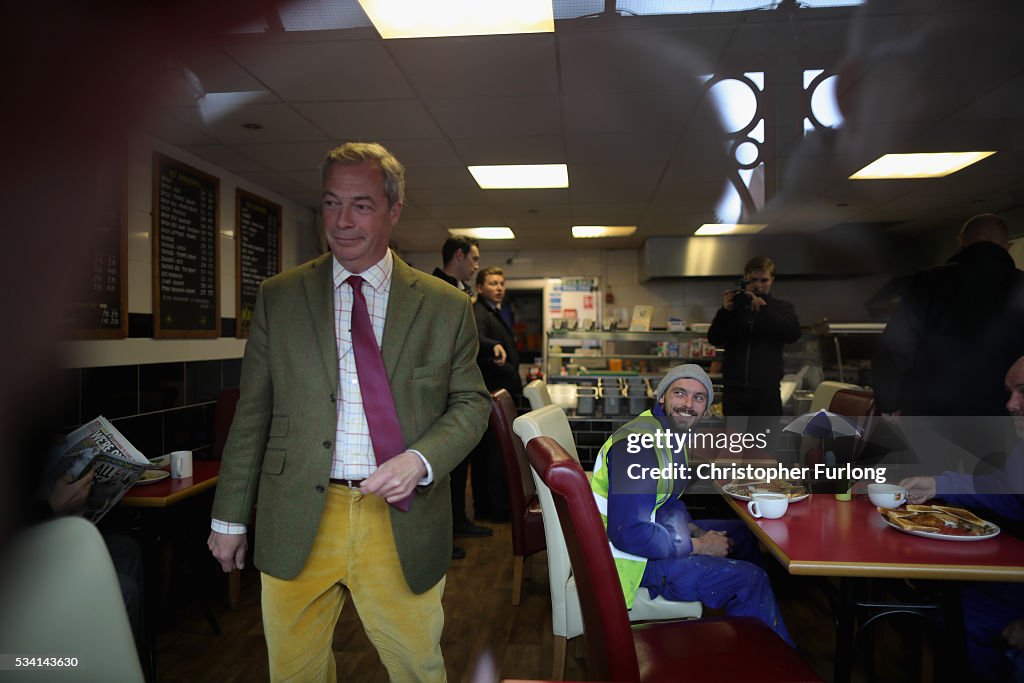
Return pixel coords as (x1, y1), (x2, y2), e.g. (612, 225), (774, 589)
(52, 357), (243, 460)
(567, 416), (632, 470)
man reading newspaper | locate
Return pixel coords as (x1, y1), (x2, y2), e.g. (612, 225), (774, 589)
(40, 416), (152, 524)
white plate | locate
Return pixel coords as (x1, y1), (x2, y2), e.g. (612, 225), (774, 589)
(148, 454), (170, 468)
(135, 470), (170, 485)
(882, 516), (1000, 541)
(721, 482), (809, 503)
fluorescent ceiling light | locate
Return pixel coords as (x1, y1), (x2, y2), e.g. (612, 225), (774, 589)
(358, 0), (554, 39)
(695, 223), (767, 235)
(448, 227), (516, 240)
(572, 226), (637, 238)
(850, 152), (996, 179)
(468, 164), (568, 189)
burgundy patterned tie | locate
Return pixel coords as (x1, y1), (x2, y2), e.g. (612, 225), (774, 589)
(346, 276), (412, 511)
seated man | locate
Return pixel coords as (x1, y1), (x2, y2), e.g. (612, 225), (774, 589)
(900, 355), (1024, 683)
(591, 363), (793, 645)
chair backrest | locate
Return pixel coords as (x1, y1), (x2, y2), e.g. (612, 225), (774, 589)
(808, 381), (859, 413)
(513, 404), (579, 460)
(212, 387), (240, 460)
(513, 406), (582, 639)
(523, 379), (553, 410)
(828, 388), (880, 462)
(489, 390), (537, 551)
(526, 436), (639, 682)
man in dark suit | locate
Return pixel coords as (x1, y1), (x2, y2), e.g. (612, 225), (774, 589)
(208, 142), (490, 682)
(431, 236), (496, 551)
(469, 266), (522, 521)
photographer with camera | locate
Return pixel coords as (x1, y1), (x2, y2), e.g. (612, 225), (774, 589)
(707, 257), (801, 422)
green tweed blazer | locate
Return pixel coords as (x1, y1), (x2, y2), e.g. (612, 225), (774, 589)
(211, 252), (491, 594)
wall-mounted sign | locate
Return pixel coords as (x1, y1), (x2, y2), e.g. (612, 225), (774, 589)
(236, 190), (282, 339)
(66, 170), (127, 339)
(152, 153), (220, 338)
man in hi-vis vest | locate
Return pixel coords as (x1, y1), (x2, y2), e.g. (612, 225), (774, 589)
(591, 364), (793, 645)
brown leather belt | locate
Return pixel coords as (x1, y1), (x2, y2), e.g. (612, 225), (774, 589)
(329, 478), (365, 488)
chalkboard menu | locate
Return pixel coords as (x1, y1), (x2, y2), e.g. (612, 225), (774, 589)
(236, 190), (282, 339)
(152, 154), (220, 338)
(67, 171), (127, 338)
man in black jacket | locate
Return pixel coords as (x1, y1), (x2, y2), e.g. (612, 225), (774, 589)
(707, 256), (802, 421)
(473, 266), (522, 398)
(469, 266), (521, 521)
(873, 213), (1024, 416)
(431, 236), (495, 549)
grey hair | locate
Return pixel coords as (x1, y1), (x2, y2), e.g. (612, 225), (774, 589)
(320, 142), (406, 207)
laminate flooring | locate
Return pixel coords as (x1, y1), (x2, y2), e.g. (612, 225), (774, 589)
(152, 519), (952, 683)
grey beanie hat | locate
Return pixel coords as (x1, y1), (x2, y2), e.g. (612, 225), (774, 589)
(654, 363), (714, 404)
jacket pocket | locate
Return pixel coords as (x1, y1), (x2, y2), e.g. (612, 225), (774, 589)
(269, 415), (289, 437)
(262, 449), (286, 475)
(412, 360), (449, 380)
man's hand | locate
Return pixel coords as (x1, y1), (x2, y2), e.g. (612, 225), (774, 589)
(722, 289), (737, 311)
(1003, 619), (1024, 650)
(208, 531), (247, 572)
(48, 469), (95, 515)
(691, 529), (731, 557)
(492, 344), (507, 366)
(361, 451), (427, 504)
(749, 294), (767, 312)
(898, 476), (937, 505)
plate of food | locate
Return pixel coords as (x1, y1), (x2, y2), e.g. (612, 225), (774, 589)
(135, 470), (170, 486)
(147, 454), (171, 469)
(879, 504), (1000, 541)
(721, 480), (809, 503)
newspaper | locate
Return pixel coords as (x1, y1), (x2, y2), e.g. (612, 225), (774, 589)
(40, 416), (153, 523)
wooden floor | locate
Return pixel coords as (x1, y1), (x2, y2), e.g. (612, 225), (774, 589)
(152, 519), (940, 682)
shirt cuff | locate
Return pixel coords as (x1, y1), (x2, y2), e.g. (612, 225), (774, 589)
(211, 519), (247, 535)
(410, 449), (434, 485)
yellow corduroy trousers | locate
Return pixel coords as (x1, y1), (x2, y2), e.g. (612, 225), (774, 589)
(261, 484), (447, 682)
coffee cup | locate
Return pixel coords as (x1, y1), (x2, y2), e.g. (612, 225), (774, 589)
(868, 483), (907, 508)
(747, 493), (789, 519)
(170, 450), (193, 479)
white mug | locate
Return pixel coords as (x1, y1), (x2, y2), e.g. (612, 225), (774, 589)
(170, 450), (193, 479)
(867, 483), (907, 508)
(747, 493), (789, 519)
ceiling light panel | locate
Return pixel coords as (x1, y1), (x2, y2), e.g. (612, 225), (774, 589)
(850, 152), (996, 180)
(572, 226), (637, 238)
(358, 0), (554, 39)
(448, 227), (516, 239)
(468, 164), (569, 189)
(695, 223), (768, 235)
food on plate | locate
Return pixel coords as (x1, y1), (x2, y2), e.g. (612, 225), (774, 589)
(722, 479), (807, 499)
(879, 504), (995, 537)
(749, 480), (807, 498)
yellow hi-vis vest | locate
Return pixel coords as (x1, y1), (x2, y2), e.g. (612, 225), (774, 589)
(590, 410), (687, 609)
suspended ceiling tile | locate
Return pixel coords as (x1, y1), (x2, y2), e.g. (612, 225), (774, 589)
(295, 100), (443, 139)
(225, 39), (414, 101)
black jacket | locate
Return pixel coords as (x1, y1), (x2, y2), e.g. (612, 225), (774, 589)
(872, 241), (1024, 416)
(707, 293), (801, 389)
(431, 267), (501, 356)
(473, 298), (522, 397)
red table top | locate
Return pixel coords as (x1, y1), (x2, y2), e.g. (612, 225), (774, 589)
(121, 460), (220, 508)
(722, 491), (1024, 582)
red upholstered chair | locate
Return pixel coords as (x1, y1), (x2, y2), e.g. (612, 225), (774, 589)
(525, 436), (821, 683)
(489, 389), (546, 605)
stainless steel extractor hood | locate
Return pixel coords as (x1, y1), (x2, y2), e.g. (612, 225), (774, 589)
(641, 228), (892, 280)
